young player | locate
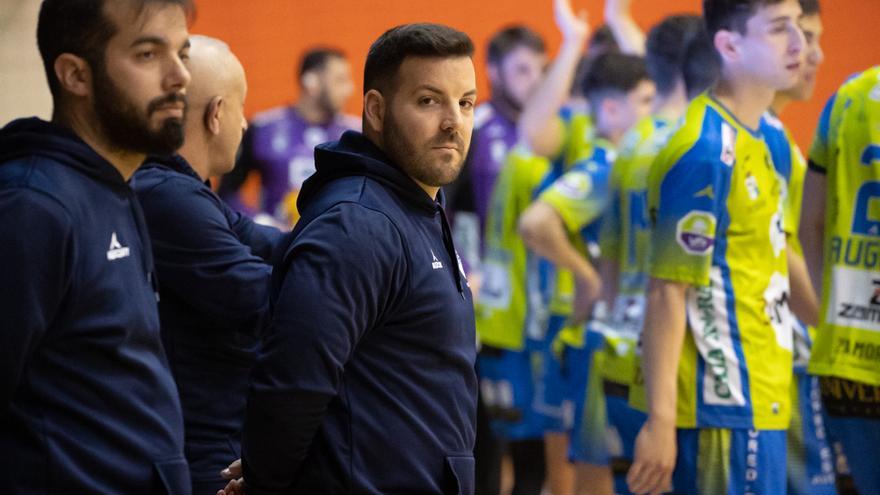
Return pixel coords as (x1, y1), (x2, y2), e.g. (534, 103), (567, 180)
(759, 2), (839, 493)
(218, 48), (358, 226)
(800, 65), (880, 495)
(518, 50), (655, 495)
(626, 0), (805, 493)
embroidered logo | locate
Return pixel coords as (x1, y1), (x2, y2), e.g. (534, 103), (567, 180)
(431, 249), (444, 270)
(106, 232), (130, 261)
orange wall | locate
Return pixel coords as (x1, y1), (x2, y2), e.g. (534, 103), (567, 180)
(191, 0), (880, 149)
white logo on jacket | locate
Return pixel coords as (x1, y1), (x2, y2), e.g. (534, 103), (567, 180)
(431, 250), (443, 270)
(107, 232), (130, 261)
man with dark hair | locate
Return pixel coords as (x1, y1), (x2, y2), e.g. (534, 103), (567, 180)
(221, 23), (478, 495)
(518, 50), (654, 495)
(447, 25), (545, 279)
(0, 0), (193, 493)
(627, 0), (805, 493)
(131, 35), (285, 494)
(218, 47), (358, 226)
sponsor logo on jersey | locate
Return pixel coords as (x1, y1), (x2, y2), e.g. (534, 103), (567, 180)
(555, 171), (592, 200)
(676, 210), (717, 255)
(106, 232), (130, 261)
(721, 122), (737, 166)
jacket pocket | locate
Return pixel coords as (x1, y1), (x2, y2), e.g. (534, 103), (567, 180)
(444, 455), (475, 495)
(153, 457), (191, 495)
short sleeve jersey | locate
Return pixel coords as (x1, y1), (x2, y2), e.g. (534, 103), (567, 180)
(807, 66), (880, 386)
(647, 93), (793, 430)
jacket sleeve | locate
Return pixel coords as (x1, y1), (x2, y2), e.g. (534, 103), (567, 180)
(241, 202), (407, 494)
(137, 177), (272, 333)
(222, 201), (286, 262)
(0, 189), (73, 409)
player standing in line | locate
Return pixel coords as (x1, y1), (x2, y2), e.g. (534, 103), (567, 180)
(443, 25), (547, 495)
(800, 65), (880, 495)
(550, 16), (717, 495)
(218, 48), (358, 226)
(627, 0), (806, 493)
(758, 2), (840, 493)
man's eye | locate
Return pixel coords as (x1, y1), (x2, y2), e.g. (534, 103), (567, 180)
(139, 51), (156, 60)
(419, 97), (436, 105)
(460, 100), (474, 109)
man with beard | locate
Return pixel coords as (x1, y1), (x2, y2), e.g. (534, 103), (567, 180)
(219, 23), (477, 495)
(131, 35), (284, 494)
(218, 48), (358, 227)
(0, 0), (193, 493)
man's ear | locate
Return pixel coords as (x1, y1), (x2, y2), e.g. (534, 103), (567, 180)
(54, 53), (92, 98)
(205, 95), (223, 136)
(714, 29), (741, 65)
(487, 63), (501, 87)
(301, 71), (320, 95)
(363, 89), (385, 135)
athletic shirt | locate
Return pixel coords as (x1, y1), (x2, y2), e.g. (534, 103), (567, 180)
(477, 145), (575, 351)
(762, 112), (813, 369)
(221, 106), (357, 225)
(807, 66), (880, 386)
(647, 93), (793, 430)
(602, 116), (677, 337)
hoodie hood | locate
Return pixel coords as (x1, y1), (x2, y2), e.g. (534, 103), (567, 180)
(0, 117), (130, 188)
(299, 130), (445, 215)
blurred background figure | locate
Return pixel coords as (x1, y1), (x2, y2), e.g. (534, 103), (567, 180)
(218, 47), (358, 227)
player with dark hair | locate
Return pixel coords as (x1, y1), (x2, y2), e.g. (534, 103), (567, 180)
(628, 0), (805, 493)
(0, 0), (193, 492)
(519, 50), (655, 495)
(220, 23), (478, 495)
(218, 47), (358, 226)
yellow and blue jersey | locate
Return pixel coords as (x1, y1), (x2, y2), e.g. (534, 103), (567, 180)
(558, 106), (595, 166)
(646, 93), (793, 430)
(807, 66), (880, 387)
(476, 144), (575, 350)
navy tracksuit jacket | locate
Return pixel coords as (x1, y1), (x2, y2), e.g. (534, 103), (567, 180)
(0, 118), (190, 494)
(132, 155), (283, 492)
(242, 131), (478, 494)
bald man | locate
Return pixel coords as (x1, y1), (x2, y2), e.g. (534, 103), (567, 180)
(131, 35), (284, 494)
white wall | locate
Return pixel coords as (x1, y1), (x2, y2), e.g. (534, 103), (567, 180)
(0, 0), (52, 126)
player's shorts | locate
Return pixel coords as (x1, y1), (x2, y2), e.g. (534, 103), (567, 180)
(477, 346), (545, 440)
(820, 376), (880, 495)
(567, 330), (646, 477)
(532, 315), (574, 432)
(674, 428), (787, 495)
(787, 369), (837, 495)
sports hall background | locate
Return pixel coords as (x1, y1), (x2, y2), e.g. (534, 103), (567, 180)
(2, 0), (879, 149)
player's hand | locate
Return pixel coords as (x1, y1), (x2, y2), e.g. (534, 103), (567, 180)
(216, 459), (244, 495)
(554, 0), (590, 43)
(627, 417), (676, 495)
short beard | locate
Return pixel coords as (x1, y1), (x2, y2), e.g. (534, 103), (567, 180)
(382, 110), (467, 189)
(92, 61), (186, 156)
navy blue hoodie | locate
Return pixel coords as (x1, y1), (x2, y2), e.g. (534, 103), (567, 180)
(132, 155), (283, 491)
(242, 131), (477, 494)
(0, 118), (190, 494)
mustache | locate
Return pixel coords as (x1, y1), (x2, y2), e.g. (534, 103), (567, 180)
(431, 132), (465, 151)
(147, 93), (187, 115)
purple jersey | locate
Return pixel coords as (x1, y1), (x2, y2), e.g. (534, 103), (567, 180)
(448, 101), (518, 274)
(219, 106), (358, 225)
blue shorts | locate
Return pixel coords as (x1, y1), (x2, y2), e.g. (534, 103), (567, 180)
(567, 330), (646, 476)
(787, 370), (837, 495)
(820, 376), (880, 495)
(477, 347), (545, 440)
(674, 428), (787, 495)
(532, 315), (572, 432)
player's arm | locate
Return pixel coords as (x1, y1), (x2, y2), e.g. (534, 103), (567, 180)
(788, 247), (819, 326)
(519, 201), (601, 323)
(604, 0), (646, 55)
(627, 277), (686, 495)
(0, 189), (72, 408)
(241, 204), (406, 494)
(518, 0), (589, 159)
(799, 169), (826, 302)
